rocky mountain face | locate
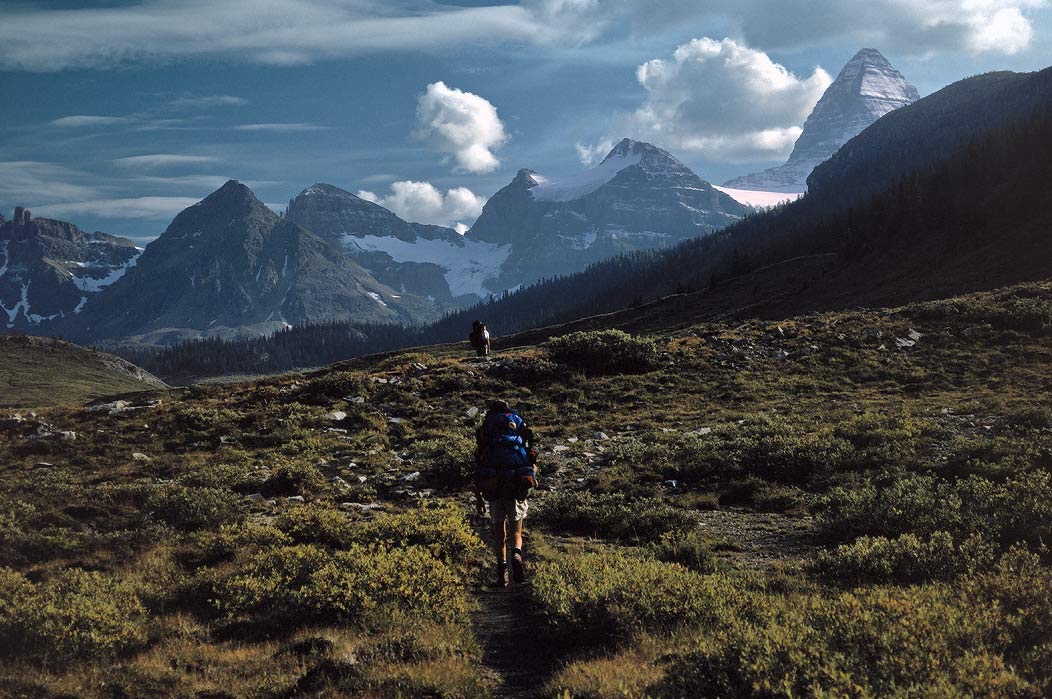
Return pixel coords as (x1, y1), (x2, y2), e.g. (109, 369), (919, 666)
(468, 138), (748, 292)
(64, 181), (437, 345)
(286, 184), (485, 306)
(725, 49), (919, 192)
(0, 207), (141, 331)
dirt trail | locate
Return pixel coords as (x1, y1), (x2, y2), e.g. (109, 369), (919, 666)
(470, 516), (561, 699)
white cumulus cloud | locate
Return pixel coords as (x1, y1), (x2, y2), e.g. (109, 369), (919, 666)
(622, 37), (831, 162)
(415, 82), (508, 174)
(357, 180), (485, 230)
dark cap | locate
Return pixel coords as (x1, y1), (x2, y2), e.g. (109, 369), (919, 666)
(489, 399), (511, 412)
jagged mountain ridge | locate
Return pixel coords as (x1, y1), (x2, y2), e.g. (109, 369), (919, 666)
(63, 181), (437, 345)
(725, 48), (919, 192)
(0, 207), (141, 331)
(286, 184), (495, 306)
(468, 138), (748, 291)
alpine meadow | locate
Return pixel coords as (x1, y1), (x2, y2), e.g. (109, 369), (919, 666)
(2, 2), (1052, 698)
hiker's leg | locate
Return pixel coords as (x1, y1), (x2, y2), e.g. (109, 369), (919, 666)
(510, 517), (523, 553)
(492, 519), (507, 563)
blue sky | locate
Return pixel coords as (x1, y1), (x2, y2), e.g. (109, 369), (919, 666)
(0, 0), (1049, 242)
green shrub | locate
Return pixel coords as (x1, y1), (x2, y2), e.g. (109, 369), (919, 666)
(531, 551), (748, 639)
(833, 411), (921, 468)
(214, 543), (467, 628)
(413, 435), (476, 489)
(263, 462), (326, 496)
(351, 503), (483, 568)
(813, 532), (996, 584)
(0, 567), (147, 663)
(657, 581), (1040, 698)
(539, 491), (695, 543)
(146, 484), (243, 530)
(304, 370), (370, 401)
(819, 470), (1052, 556)
(650, 529), (717, 574)
(547, 330), (660, 375)
(277, 505), (353, 547)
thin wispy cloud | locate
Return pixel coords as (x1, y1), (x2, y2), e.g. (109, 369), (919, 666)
(0, 161), (99, 205)
(113, 154), (221, 170)
(34, 196), (201, 220)
(50, 115), (137, 127)
(233, 123), (331, 132)
(166, 94), (248, 110)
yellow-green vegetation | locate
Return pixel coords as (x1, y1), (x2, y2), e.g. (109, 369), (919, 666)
(0, 334), (166, 408)
(2, 282), (1052, 697)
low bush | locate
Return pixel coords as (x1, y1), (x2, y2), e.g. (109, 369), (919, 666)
(547, 330), (660, 375)
(276, 505), (353, 547)
(818, 470), (1052, 555)
(351, 503), (483, 568)
(413, 434), (476, 489)
(262, 462), (326, 496)
(658, 551), (1052, 698)
(303, 370), (370, 402)
(213, 543), (467, 628)
(0, 567), (147, 663)
(531, 551), (749, 639)
(833, 411), (921, 468)
(146, 484), (243, 530)
(539, 491), (695, 543)
(650, 529), (717, 574)
(813, 531), (996, 584)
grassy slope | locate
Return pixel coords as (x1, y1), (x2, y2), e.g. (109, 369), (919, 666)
(0, 282), (1051, 697)
(0, 335), (166, 408)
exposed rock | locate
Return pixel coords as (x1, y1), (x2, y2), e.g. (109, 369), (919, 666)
(594, 431), (610, 441)
(286, 495), (305, 503)
(465, 406), (479, 419)
(131, 452), (150, 462)
(327, 411), (347, 422)
(725, 49), (918, 191)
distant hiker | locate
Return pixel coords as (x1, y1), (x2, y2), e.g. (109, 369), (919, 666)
(474, 399), (538, 587)
(469, 320), (491, 358)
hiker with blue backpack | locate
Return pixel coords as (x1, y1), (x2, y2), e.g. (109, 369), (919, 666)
(474, 399), (538, 587)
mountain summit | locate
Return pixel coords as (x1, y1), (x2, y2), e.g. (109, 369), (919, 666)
(468, 138), (747, 291)
(725, 49), (919, 192)
(66, 180), (437, 344)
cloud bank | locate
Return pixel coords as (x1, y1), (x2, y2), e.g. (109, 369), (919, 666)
(415, 82), (508, 174)
(0, 0), (1041, 72)
(358, 180), (485, 231)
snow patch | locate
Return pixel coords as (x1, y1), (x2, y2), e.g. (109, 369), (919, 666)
(367, 291), (388, 308)
(530, 149), (643, 203)
(713, 186), (803, 208)
(1, 283), (31, 327)
(73, 296), (88, 314)
(345, 234), (511, 298)
(70, 249), (142, 293)
(0, 241), (8, 279)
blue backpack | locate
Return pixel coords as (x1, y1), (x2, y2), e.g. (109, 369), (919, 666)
(475, 409), (537, 501)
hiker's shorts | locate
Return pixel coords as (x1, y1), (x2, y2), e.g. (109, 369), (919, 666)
(490, 498), (528, 524)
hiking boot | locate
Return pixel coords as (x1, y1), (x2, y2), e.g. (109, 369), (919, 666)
(493, 563), (509, 588)
(511, 552), (526, 584)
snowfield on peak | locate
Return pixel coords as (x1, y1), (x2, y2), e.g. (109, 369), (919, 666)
(529, 149), (644, 202)
(713, 187), (803, 208)
(345, 234), (511, 298)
